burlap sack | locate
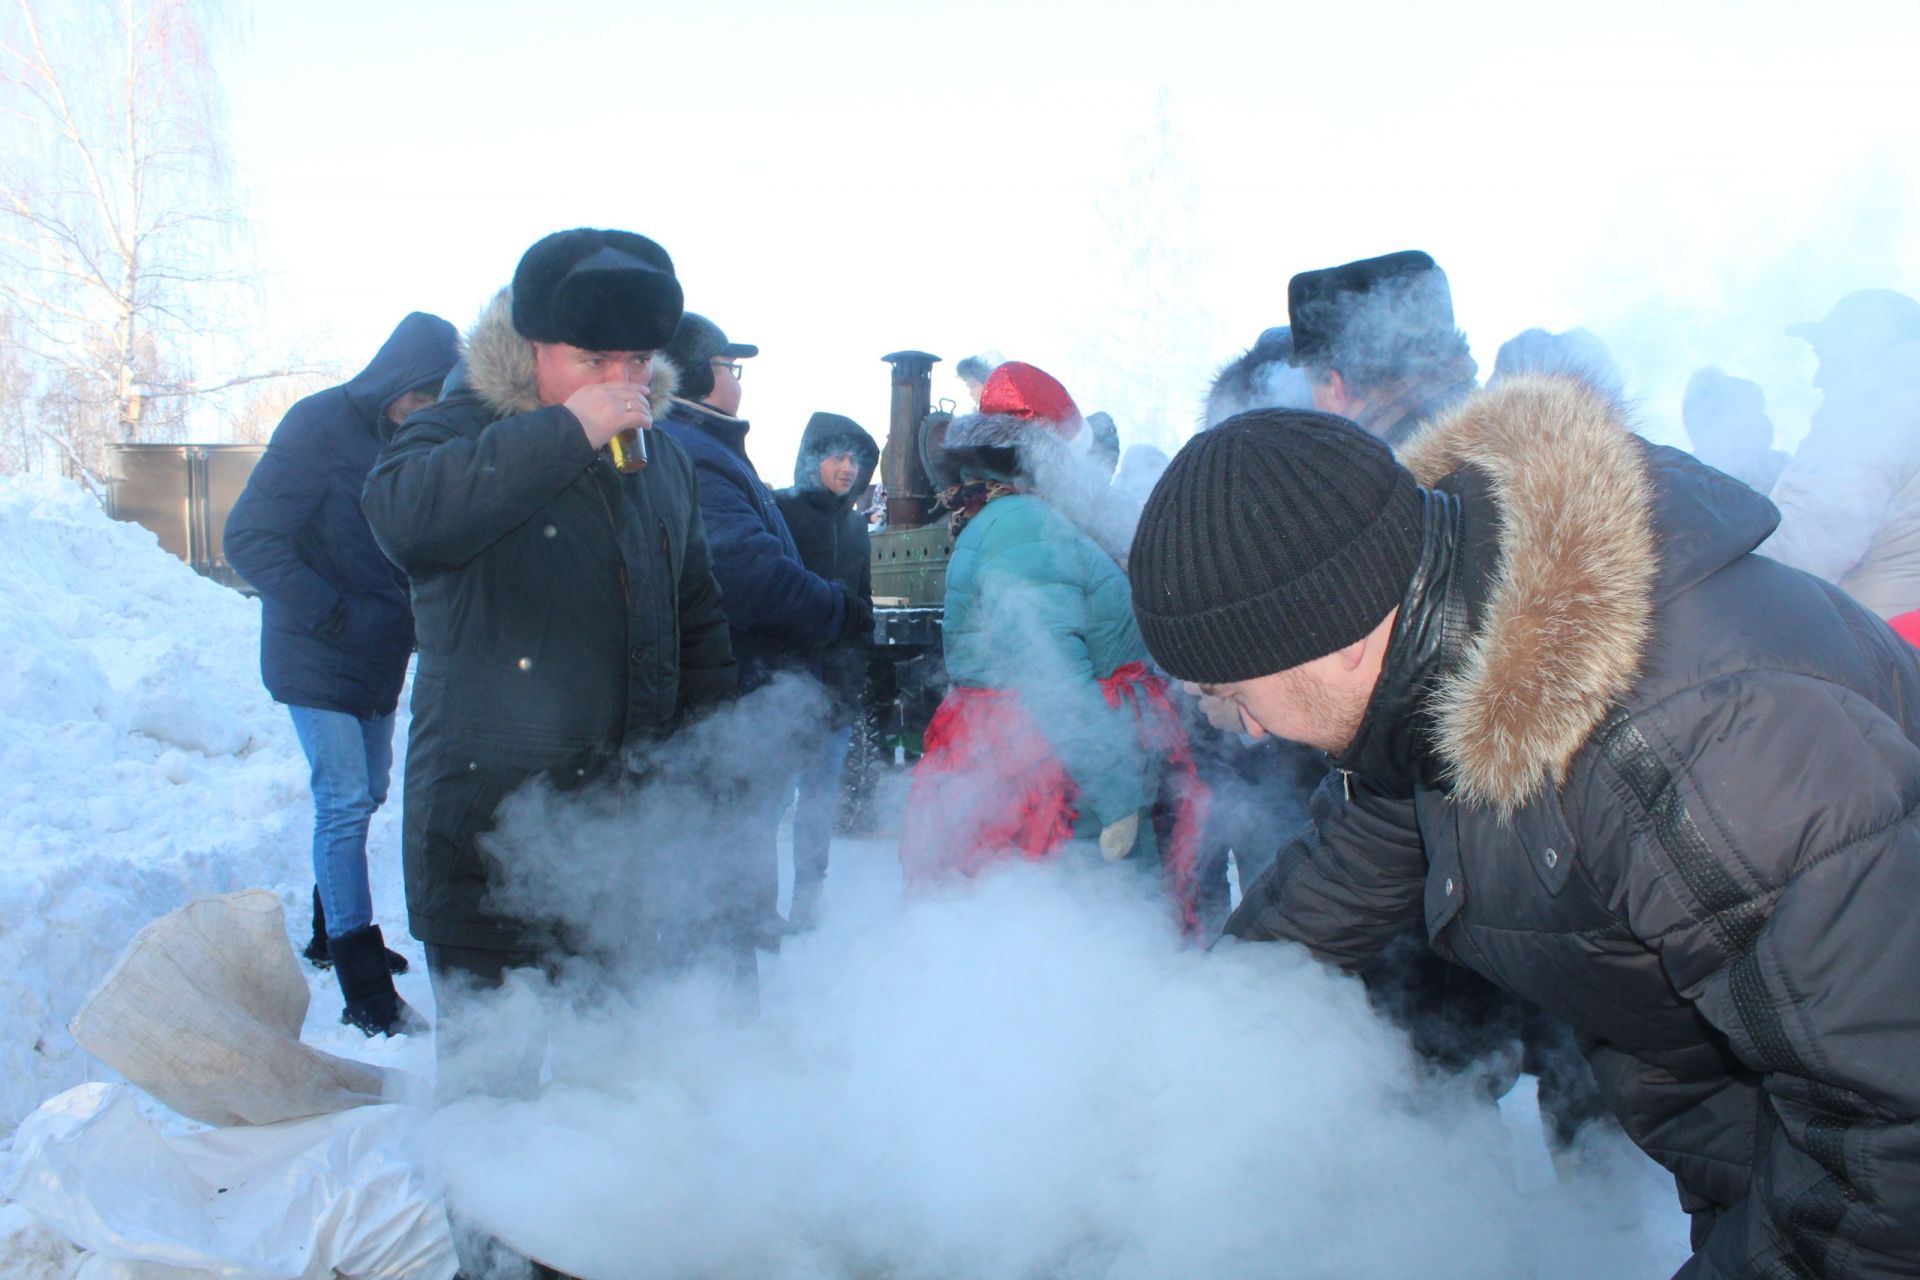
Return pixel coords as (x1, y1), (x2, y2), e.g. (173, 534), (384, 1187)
(69, 889), (393, 1126)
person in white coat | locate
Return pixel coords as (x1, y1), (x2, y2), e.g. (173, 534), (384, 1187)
(1763, 288), (1920, 619)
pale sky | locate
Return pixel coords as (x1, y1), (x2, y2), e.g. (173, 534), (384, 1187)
(214, 0), (1919, 472)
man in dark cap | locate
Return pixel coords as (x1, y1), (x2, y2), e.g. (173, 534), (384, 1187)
(1286, 250), (1479, 446)
(225, 311), (458, 1037)
(363, 230), (738, 1068)
(658, 315), (869, 941)
(1220, 276), (1513, 1069)
(1128, 388), (1920, 1278)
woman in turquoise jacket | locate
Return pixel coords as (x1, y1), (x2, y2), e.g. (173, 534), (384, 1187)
(899, 362), (1206, 934)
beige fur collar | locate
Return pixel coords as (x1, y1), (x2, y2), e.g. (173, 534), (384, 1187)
(461, 288), (678, 418)
(1396, 375), (1658, 814)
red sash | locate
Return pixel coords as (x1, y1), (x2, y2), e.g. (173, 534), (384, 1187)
(898, 662), (1210, 938)
(1890, 609), (1920, 648)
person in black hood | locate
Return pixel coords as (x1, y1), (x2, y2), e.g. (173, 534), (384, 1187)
(225, 311), (458, 1037)
(1130, 383), (1920, 1279)
(774, 411), (879, 928)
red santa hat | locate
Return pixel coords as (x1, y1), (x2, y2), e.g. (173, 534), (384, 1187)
(978, 362), (1085, 438)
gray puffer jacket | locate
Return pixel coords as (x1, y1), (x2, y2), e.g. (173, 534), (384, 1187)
(1228, 377), (1920, 1279)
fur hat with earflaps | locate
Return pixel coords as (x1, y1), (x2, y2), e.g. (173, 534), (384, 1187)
(940, 361), (1087, 482)
(510, 229), (684, 352)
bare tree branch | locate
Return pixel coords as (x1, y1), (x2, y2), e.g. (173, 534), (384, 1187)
(2, 0), (274, 484)
(143, 365), (327, 398)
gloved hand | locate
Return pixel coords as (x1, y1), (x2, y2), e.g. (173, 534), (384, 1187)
(1181, 680), (1249, 737)
(1098, 812), (1140, 861)
(837, 587), (875, 642)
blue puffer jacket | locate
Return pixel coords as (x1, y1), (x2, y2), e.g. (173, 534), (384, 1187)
(224, 312), (459, 717)
(942, 492), (1153, 832)
(659, 397), (846, 686)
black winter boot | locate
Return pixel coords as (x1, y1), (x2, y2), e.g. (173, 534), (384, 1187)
(789, 876), (824, 933)
(304, 888), (410, 974)
(330, 923), (429, 1038)
(303, 888), (333, 969)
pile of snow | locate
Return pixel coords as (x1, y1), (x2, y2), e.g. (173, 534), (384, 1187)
(0, 475), (422, 1139)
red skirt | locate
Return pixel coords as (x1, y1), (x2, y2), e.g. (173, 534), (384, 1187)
(898, 662), (1210, 938)
(1890, 609), (1920, 648)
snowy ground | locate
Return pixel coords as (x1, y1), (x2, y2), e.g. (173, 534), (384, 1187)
(0, 475), (1693, 1278)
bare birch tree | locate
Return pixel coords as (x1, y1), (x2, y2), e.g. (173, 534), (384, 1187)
(0, 308), (36, 473)
(0, 0), (299, 489)
(1074, 91), (1226, 457)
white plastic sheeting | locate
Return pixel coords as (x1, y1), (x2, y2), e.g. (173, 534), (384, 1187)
(3, 1084), (457, 1280)
(70, 890), (398, 1128)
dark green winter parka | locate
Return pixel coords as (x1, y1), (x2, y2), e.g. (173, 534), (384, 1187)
(363, 291), (736, 953)
(1228, 376), (1920, 1279)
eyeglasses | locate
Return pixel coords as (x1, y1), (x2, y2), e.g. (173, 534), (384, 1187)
(710, 360), (743, 380)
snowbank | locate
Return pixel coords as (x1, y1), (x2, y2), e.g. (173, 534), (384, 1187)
(0, 475), (421, 1139)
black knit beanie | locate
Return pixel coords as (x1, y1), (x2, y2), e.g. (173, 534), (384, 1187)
(1128, 409), (1423, 683)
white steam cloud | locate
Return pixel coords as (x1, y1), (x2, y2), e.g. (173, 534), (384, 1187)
(426, 865), (1687, 1279)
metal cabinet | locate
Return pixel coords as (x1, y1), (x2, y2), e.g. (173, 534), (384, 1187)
(106, 444), (265, 592)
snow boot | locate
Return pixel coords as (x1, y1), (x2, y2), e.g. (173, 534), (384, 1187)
(330, 923), (428, 1037)
(789, 876), (824, 933)
(750, 909), (797, 952)
(302, 887), (333, 968)
(304, 888), (410, 974)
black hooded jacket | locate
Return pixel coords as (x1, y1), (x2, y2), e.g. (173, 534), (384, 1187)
(361, 291), (736, 952)
(1227, 377), (1920, 1279)
(775, 412), (879, 709)
(224, 312), (458, 717)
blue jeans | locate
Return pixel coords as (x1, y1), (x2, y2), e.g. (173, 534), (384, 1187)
(287, 704), (395, 938)
(790, 725), (853, 890)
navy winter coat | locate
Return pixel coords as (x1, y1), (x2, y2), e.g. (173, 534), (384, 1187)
(224, 312), (458, 718)
(659, 398), (845, 686)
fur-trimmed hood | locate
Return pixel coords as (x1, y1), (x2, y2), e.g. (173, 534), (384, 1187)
(457, 288), (678, 419)
(791, 412), (879, 491)
(789, 412), (879, 521)
(1397, 375), (1775, 813)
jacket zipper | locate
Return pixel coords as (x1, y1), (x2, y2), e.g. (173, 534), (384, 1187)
(590, 470), (632, 609)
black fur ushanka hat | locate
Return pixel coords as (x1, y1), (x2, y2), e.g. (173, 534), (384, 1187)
(510, 229), (684, 352)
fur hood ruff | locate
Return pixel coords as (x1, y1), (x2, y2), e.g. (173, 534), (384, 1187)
(462, 288), (678, 419)
(1397, 376), (1658, 814)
